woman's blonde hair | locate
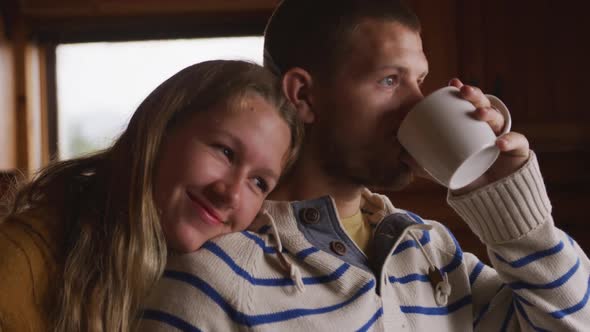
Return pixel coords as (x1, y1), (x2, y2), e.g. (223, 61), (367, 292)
(4, 60), (302, 331)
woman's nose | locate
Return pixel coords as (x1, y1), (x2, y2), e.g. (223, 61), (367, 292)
(208, 177), (241, 208)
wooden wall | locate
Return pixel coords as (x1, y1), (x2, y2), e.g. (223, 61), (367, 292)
(460, 0), (590, 257)
(392, 0), (590, 261)
(0, 14), (17, 171)
(14, 0), (275, 43)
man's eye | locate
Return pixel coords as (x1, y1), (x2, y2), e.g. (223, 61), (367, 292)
(379, 76), (399, 87)
(253, 177), (269, 193)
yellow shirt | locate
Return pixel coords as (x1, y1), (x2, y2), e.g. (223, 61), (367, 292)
(341, 210), (372, 254)
(0, 213), (60, 331)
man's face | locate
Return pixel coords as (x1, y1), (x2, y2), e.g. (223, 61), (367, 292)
(309, 19), (428, 189)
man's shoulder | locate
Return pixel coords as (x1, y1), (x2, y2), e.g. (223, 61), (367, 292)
(166, 231), (277, 274)
(157, 230), (291, 311)
(379, 209), (465, 257)
(212, 230), (276, 256)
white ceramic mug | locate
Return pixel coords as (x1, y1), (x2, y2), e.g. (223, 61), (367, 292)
(397, 86), (511, 189)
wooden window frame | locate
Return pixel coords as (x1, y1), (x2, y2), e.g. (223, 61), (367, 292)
(29, 8), (272, 165)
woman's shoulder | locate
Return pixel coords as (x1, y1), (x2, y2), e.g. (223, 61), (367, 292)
(0, 210), (62, 261)
(0, 211), (61, 290)
(0, 213), (59, 331)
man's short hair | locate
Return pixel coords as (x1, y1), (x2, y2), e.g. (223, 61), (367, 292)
(264, 0), (421, 78)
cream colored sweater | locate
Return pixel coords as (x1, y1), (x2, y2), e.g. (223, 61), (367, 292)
(141, 154), (590, 331)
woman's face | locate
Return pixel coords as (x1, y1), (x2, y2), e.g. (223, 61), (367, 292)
(154, 94), (291, 253)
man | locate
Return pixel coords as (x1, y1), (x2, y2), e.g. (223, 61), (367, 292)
(141, 1), (590, 330)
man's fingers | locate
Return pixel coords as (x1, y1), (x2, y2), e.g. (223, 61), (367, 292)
(496, 131), (529, 157)
(460, 85), (491, 108)
(448, 78), (463, 88)
(449, 78), (507, 134)
(472, 106), (504, 133)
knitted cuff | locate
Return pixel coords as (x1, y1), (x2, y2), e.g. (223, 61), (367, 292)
(447, 151), (552, 244)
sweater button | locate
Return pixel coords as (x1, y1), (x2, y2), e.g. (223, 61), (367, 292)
(330, 241), (347, 256)
(300, 207), (320, 224)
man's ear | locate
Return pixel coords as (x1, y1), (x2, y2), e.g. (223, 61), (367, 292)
(281, 67), (315, 124)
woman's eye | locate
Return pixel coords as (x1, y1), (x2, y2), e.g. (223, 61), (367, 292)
(379, 76), (399, 87)
(214, 144), (234, 162)
(222, 148), (233, 160)
(253, 177), (269, 193)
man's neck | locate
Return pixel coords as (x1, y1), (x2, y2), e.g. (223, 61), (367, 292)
(271, 156), (364, 218)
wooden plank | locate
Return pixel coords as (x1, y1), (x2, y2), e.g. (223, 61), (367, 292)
(455, 0), (486, 87)
(13, 12), (30, 173)
(24, 43), (47, 172)
(0, 15), (17, 171)
(19, 0), (277, 18)
(407, 0), (458, 93)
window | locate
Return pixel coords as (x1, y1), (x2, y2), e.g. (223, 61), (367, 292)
(56, 36), (263, 159)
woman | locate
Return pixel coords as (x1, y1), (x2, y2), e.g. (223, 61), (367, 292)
(0, 60), (303, 331)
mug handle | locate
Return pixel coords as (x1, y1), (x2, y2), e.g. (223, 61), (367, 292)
(486, 94), (512, 136)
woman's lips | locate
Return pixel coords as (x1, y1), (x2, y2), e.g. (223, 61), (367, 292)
(186, 191), (224, 226)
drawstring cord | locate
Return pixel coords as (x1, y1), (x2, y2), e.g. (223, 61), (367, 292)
(408, 230), (451, 306)
(260, 206), (448, 300)
(263, 210), (306, 293)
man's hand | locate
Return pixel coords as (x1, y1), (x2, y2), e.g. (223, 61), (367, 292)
(448, 78), (530, 195)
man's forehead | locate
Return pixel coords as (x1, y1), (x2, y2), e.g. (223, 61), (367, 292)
(345, 20), (428, 75)
(352, 19), (422, 48)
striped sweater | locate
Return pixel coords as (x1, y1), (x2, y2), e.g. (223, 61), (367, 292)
(141, 153), (590, 331)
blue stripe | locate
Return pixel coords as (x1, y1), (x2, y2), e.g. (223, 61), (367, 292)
(164, 270), (376, 327)
(202, 242), (291, 286)
(473, 284), (505, 328)
(142, 309), (203, 332)
(258, 225), (271, 234)
(440, 226), (463, 274)
(500, 302), (515, 332)
(472, 299), (489, 327)
(392, 212), (430, 255)
(400, 295), (472, 315)
(241, 231), (278, 254)
(514, 293), (533, 306)
(469, 261), (485, 286)
(392, 231), (431, 255)
(295, 247), (320, 261)
(390, 226), (463, 285)
(406, 211), (425, 224)
(388, 273), (429, 285)
(202, 242), (349, 286)
(567, 235), (575, 246)
(303, 263), (350, 285)
(510, 258), (580, 290)
(550, 275), (590, 319)
(494, 241), (564, 268)
(356, 307), (383, 332)
(514, 298), (550, 332)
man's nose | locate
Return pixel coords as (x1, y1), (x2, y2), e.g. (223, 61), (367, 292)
(406, 83), (424, 109)
(399, 84), (424, 120)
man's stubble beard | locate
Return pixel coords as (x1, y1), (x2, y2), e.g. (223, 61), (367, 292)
(315, 132), (414, 191)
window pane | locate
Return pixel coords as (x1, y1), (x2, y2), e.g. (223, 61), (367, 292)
(56, 36), (263, 159)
